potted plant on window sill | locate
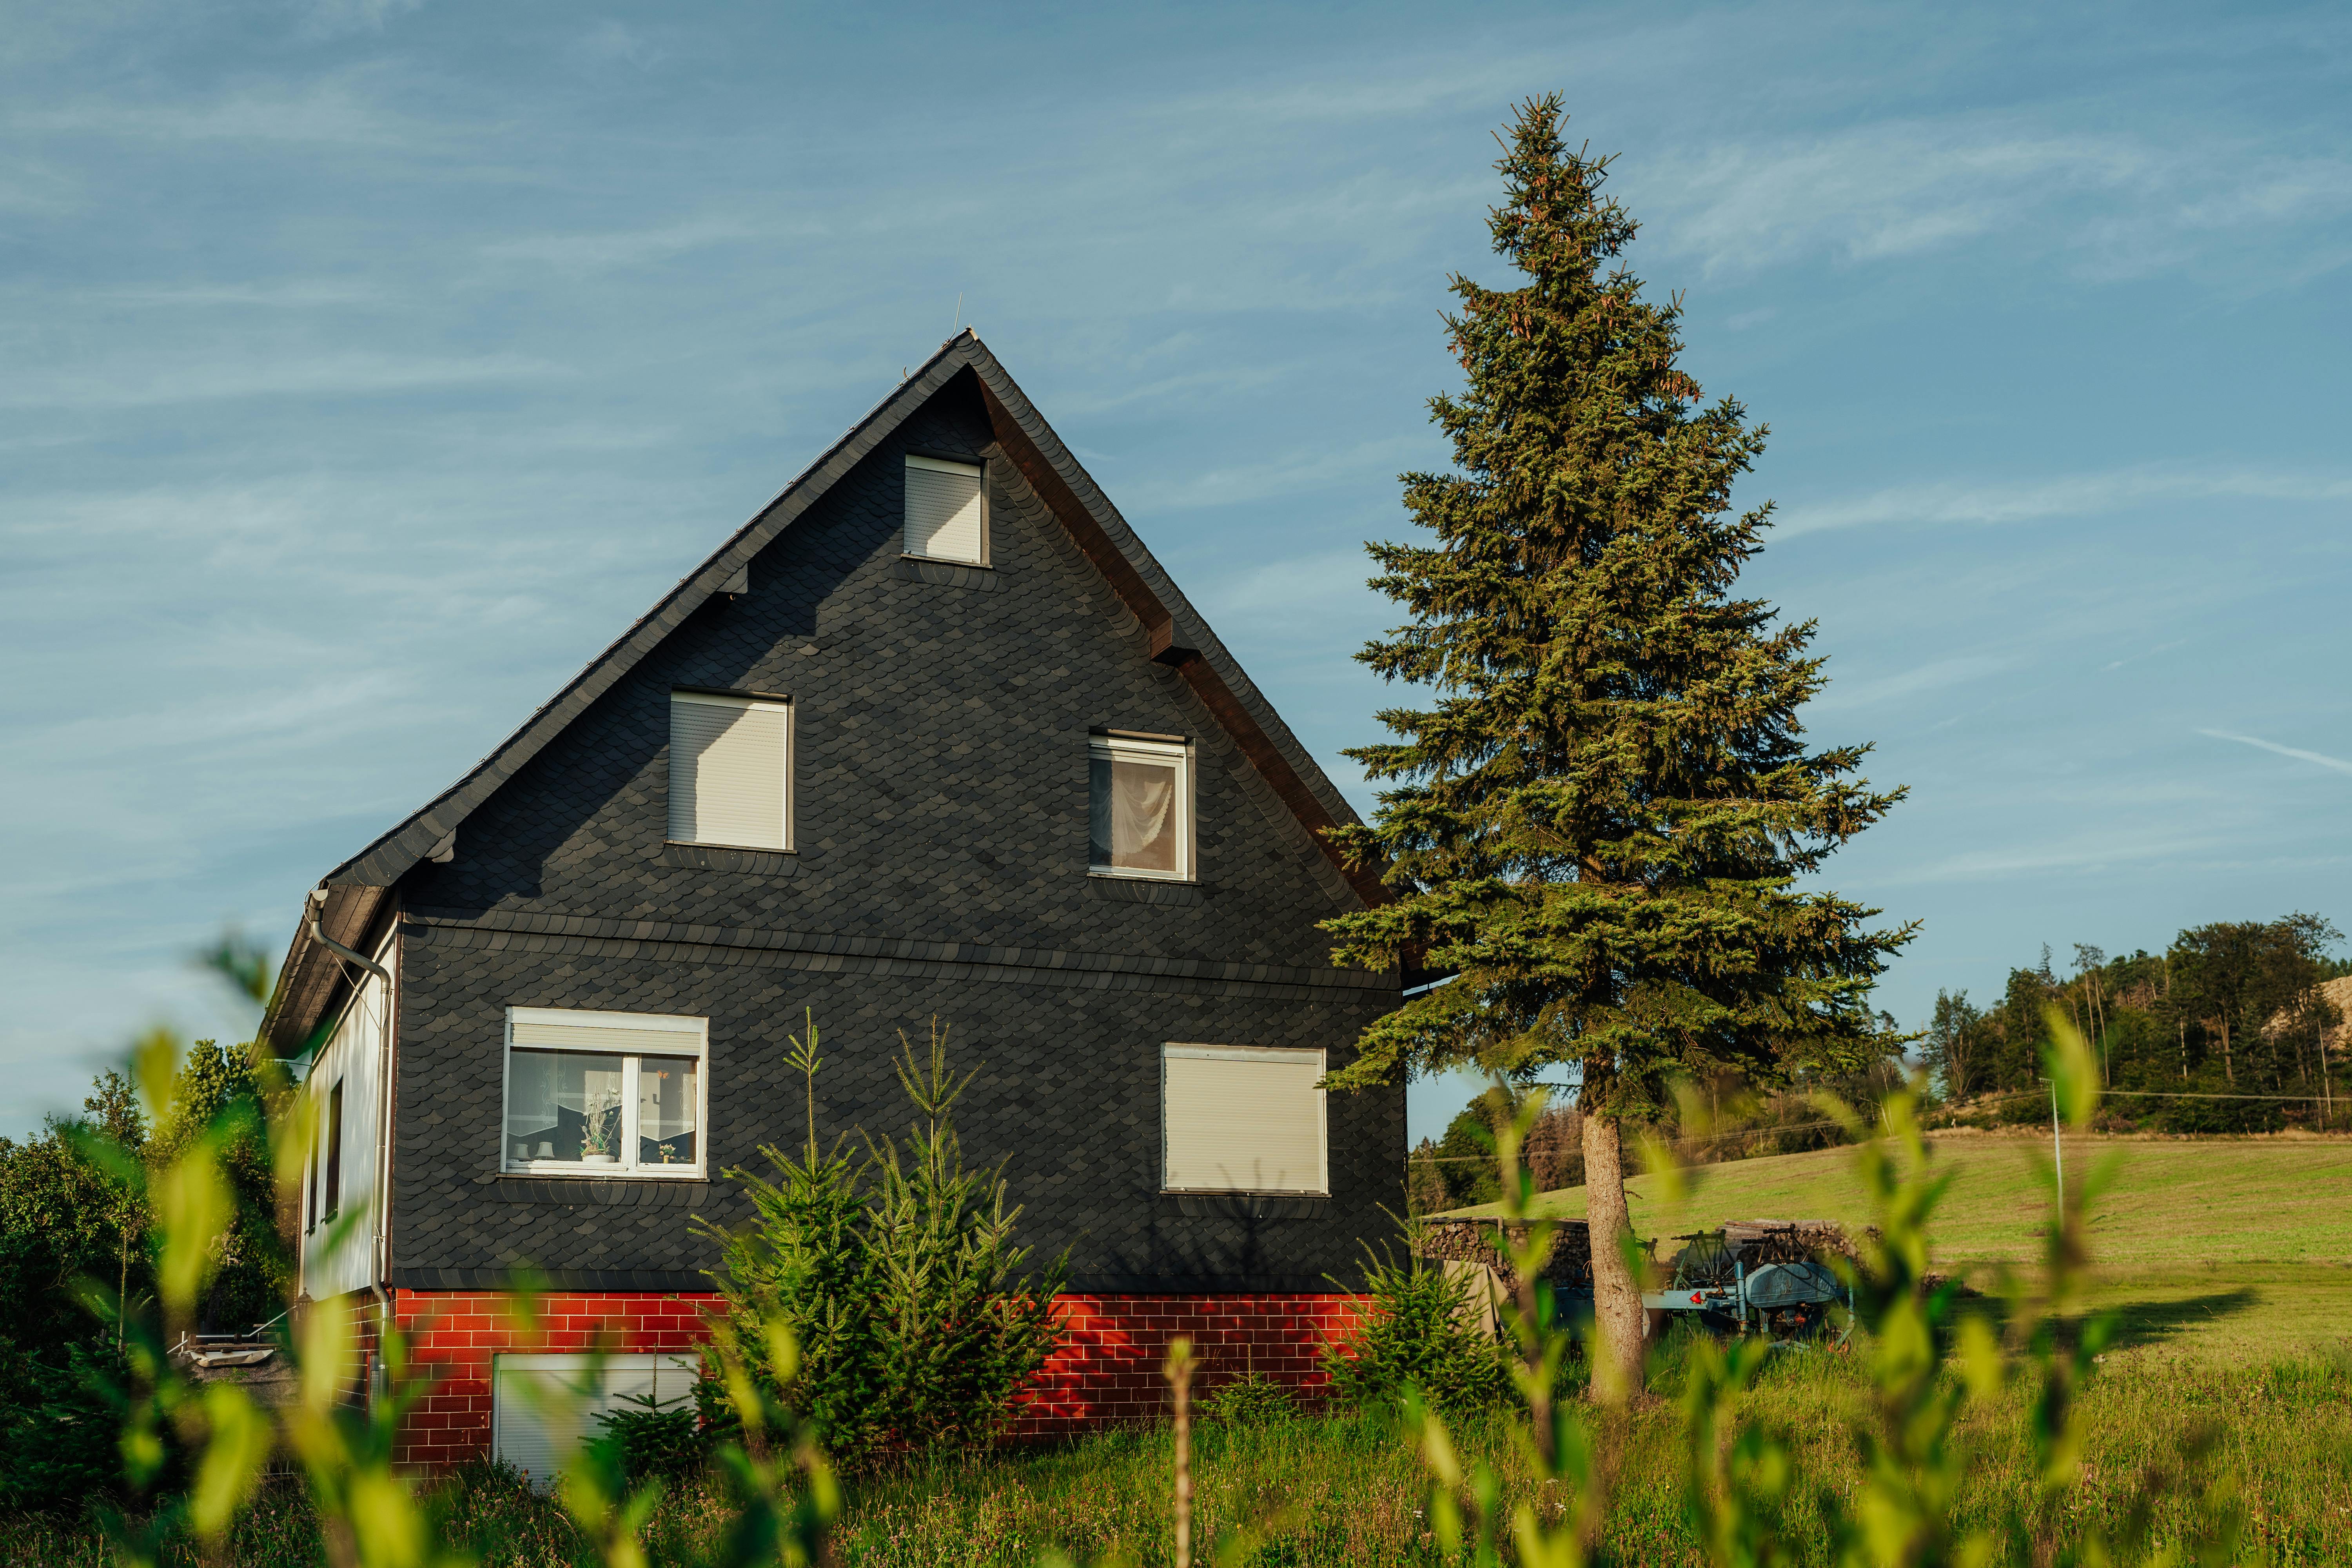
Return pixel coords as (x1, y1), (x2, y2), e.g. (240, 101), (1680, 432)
(579, 1093), (623, 1165)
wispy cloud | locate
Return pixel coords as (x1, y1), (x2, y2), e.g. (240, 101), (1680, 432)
(1894, 830), (2233, 884)
(18, 74), (439, 148)
(299, 0), (425, 41)
(2200, 730), (2352, 778)
(0, 348), (562, 410)
(1645, 116), (2352, 281)
(570, 20), (663, 70)
(1118, 437), (1428, 513)
(1777, 466), (2352, 538)
(1811, 652), (2022, 713)
(480, 216), (771, 274)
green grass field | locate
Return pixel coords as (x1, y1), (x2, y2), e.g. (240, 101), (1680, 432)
(1453, 1132), (2352, 1365)
(21, 1347), (2350, 1566)
(15, 1134), (2349, 1564)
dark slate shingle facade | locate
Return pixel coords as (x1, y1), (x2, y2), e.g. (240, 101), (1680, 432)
(376, 366), (1404, 1294)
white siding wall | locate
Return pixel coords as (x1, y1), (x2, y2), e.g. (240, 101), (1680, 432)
(299, 934), (395, 1301)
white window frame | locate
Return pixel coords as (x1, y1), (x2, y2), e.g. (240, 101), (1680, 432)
(668, 689), (793, 853)
(1160, 1043), (1329, 1197)
(499, 1008), (710, 1180)
(1088, 732), (1194, 883)
(902, 453), (989, 566)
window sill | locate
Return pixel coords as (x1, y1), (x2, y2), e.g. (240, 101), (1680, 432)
(490, 1174), (711, 1207)
(1158, 1192), (1330, 1220)
(661, 841), (798, 877)
(502, 1165), (705, 1181)
(1086, 873), (1203, 906)
(893, 555), (999, 591)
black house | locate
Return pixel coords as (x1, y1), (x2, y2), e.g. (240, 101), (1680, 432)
(261, 332), (1403, 1467)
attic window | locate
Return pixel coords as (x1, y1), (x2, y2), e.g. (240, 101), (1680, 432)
(903, 454), (987, 565)
(1161, 1045), (1328, 1195)
(668, 691), (791, 852)
(501, 1008), (706, 1178)
(1089, 733), (1192, 881)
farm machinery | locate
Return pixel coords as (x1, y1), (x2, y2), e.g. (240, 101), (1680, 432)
(1639, 1221), (1853, 1345)
(1416, 1217), (1856, 1347)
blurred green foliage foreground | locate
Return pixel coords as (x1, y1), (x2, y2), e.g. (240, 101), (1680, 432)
(4, 1005), (2327, 1566)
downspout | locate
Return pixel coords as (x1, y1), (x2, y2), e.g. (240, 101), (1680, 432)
(370, 915), (399, 1413)
(310, 897), (390, 987)
(309, 889), (397, 1409)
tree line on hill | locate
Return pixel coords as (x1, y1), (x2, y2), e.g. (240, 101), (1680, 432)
(1408, 913), (2347, 1212)
(1920, 913), (2345, 1133)
(1407, 1047), (1912, 1214)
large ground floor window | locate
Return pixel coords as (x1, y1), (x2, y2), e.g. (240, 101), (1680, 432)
(502, 1007), (707, 1177)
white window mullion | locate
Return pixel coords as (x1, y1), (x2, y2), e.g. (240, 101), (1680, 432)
(621, 1057), (641, 1172)
(500, 1009), (707, 1180)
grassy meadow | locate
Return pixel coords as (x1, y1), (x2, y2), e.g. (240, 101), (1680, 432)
(15, 1342), (2350, 1566)
(15, 1132), (2349, 1565)
(1455, 1131), (2352, 1365)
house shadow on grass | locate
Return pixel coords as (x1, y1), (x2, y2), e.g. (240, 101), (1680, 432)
(2094, 1287), (2261, 1352)
(1951, 1284), (2262, 1354)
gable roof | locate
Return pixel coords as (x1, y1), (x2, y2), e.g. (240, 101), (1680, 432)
(264, 332), (1385, 1055)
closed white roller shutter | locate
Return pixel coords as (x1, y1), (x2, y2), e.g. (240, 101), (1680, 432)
(904, 454), (985, 563)
(669, 691), (789, 850)
(510, 1008), (705, 1056)
(1162, 1045), (1328, 1195)
(493, 1352), (700, 1490)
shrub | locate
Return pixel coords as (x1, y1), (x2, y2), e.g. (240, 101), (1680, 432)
(590, 1394), (711, 1489)
(698, 1018), (1067, 1469)
(1198, 1368), (1295, 1426)
(1320, 1240), (1511, 1415)
(0, 1337), (134, 1511)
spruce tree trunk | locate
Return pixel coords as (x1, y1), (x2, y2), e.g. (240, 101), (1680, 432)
(1580, 1112), (1646, 1399)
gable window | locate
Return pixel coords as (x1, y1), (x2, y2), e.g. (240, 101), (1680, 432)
(1089, 732), (1192, 881)
(502, 1008), (707, 1178)
(1161, 1044), (1327, 1195)
(668, 691), (791, 852)
(903, 454), (987, 565)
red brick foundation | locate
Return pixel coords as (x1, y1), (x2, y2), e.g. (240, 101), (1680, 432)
(390, 1289), (721, 1468)
(1009, 1293), (1365, 1435)
(384, 1288), (1363, 1465)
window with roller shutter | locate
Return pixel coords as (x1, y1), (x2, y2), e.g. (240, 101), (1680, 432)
(1161, 1044), (1328, 1196)
(668, 690), (791, 851)
(492, 1352), (701, 1489)
(500, 1007), (707, 1178)
(902, 453), (987, 564)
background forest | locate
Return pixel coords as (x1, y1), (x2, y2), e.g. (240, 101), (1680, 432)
(1408, 911), (2349, 1213)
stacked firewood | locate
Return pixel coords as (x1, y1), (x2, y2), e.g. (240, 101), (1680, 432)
(1412, 1217), (1595, 1288)
(1720, 1220), (1874, 1266)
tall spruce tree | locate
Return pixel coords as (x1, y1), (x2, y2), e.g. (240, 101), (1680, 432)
(1322, 97), (1914, 1396)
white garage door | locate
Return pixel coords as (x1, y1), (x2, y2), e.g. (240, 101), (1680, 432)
(491, 1351), (701, 1489)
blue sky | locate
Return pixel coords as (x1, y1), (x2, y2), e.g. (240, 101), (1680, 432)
(3, 1), (2347, 1141)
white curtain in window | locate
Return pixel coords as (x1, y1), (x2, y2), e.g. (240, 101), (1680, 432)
(1111, 760), (1175, 869)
